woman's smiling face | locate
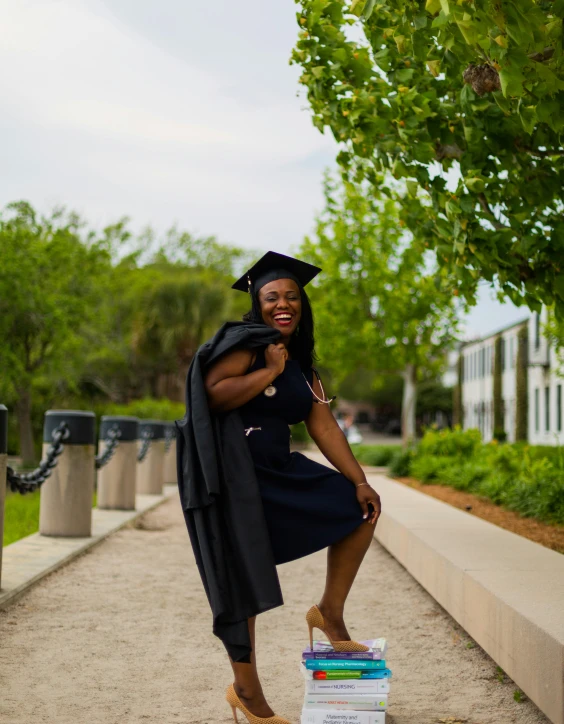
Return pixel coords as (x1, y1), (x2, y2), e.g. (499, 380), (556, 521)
(259, 278), (302, 338)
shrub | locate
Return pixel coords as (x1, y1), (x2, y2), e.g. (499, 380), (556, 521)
(476, 473), (512, 505)
(351, 445), (399, 466)
(389, 447), (416, 477)
(505, 459), (564, 524)
(484, 443), (521, 478)
(290, 421), (310, 444)
(104, 397), (185, 423)
(400, 428), (564, 525)
(410, 455), (453, 483)
(418, 426), (482, 458)
(440, 461), (490, 492)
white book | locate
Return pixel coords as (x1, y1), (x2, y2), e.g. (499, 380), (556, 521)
(303, 694), (388, 711)
(301, 710), (385, 724)
(305, 679), (390, 695)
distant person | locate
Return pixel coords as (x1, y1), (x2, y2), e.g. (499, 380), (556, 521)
(177, 251), (381, 724)
(343, 412), (363, 445)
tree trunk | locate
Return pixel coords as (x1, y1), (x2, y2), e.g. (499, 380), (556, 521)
(15, 386), (36, 466)
(401, 364), (417, 447)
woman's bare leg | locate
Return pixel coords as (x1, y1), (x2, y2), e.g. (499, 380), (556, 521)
(317, 521), (375, 641)
(230, 616), (274, 718)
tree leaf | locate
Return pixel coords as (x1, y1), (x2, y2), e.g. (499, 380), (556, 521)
(492, 91), (511, 113)
(394, 35), (407, 53)
(518, 102), (537, 135)
(350, 0), (366, 17)
(440, 0), (450, 16)
(362, 0), (377, 19)
(425, 0), (441, 14)
(499, 66), (525, 97)
(465, 177), (486, 193)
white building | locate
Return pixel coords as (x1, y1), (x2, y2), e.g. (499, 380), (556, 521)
(461, 309), (564, 444)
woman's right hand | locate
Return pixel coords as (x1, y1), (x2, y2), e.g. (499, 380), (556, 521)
(265, 343), (287, 378)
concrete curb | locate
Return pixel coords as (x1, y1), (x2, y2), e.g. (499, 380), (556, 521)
(0, 484), (178, 610)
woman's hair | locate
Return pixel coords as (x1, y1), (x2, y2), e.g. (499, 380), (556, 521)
(242, 282), (317, 370)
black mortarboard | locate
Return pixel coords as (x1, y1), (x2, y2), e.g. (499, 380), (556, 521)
(232, 251), (322, 294)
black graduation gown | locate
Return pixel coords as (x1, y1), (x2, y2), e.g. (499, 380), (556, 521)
(175, 322), (283, 663)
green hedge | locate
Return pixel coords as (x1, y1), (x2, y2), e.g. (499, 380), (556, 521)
(350, 444), (400, 466)
(104, 397), (184, 423)
(388, 428), (564, 525)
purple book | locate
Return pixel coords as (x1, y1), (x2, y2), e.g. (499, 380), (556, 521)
(302, 639), (387, 661)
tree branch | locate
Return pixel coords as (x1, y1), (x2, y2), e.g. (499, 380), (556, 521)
(519, 146), (564, 158)
(528, 47), (555, 63)
(478, 193), (509, 230)
(84, 375), (121, 402)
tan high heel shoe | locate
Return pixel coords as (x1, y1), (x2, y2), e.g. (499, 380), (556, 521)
(225, 684), (291, 724)
(306, 604), (369, 652)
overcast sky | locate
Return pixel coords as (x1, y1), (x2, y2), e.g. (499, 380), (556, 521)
(1, 0), (528, 339)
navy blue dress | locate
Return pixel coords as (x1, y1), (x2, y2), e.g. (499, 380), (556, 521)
(238, 349), (365, 565)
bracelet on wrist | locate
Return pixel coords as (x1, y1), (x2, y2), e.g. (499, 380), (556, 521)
(355, 482), (370, 488)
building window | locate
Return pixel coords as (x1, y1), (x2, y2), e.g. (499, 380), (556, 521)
(535, 313), (540, 350)
(509, 337), (514, 368)
(557, 385), (562, 433)
(545, 386), (550, 432)
(501, 338), (506, 370)
(535, 388), (539, 432)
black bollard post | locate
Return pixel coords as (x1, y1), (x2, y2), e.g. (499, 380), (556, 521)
(39, 410), (96, 537)
(137, 420), (166, 495)
(0, 405), (7, 588)
(97, 416), (138, 510)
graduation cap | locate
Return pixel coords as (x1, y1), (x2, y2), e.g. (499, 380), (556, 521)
(232, 251), (322, 294)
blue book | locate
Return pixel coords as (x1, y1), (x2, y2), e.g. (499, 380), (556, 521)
(304, 659), (386, 671)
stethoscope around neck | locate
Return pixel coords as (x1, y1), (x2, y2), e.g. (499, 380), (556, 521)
(261, 360), (336, 405)
(303, 368), (336, 404)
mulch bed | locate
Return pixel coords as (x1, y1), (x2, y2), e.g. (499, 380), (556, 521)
(393, 475), (564, 555)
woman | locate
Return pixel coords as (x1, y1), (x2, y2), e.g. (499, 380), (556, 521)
(197, 252), (381, 723)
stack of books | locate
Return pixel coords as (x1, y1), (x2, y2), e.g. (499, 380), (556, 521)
(300, 639), (391, 724)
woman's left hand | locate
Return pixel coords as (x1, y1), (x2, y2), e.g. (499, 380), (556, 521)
(356, 483), (381, 525)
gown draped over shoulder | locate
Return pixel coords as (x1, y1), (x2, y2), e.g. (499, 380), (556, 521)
(238, 348), (365, 565)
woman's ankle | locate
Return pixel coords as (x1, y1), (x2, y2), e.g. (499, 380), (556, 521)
(318, 601), (344, 623)
(233, 681), (264, 701)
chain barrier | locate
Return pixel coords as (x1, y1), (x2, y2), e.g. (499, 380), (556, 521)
(137, 429), (153, 463)
(164, 426), (175, 453)
(6, 422), (70, 494)
(95, 425), (122, 469)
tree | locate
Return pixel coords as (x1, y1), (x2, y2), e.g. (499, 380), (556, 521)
(292, 0), (564, 315)
(301, 175), (459, 443)
(131, 269), (230, 400)
(0, 202), (113, 463)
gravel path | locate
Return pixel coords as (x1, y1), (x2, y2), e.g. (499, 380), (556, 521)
(0, 493), (548, 724)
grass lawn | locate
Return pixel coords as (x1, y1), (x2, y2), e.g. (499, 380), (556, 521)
(3, 489), (98, 547)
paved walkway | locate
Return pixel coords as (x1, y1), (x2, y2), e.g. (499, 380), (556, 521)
(0, 492), (548, 724)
